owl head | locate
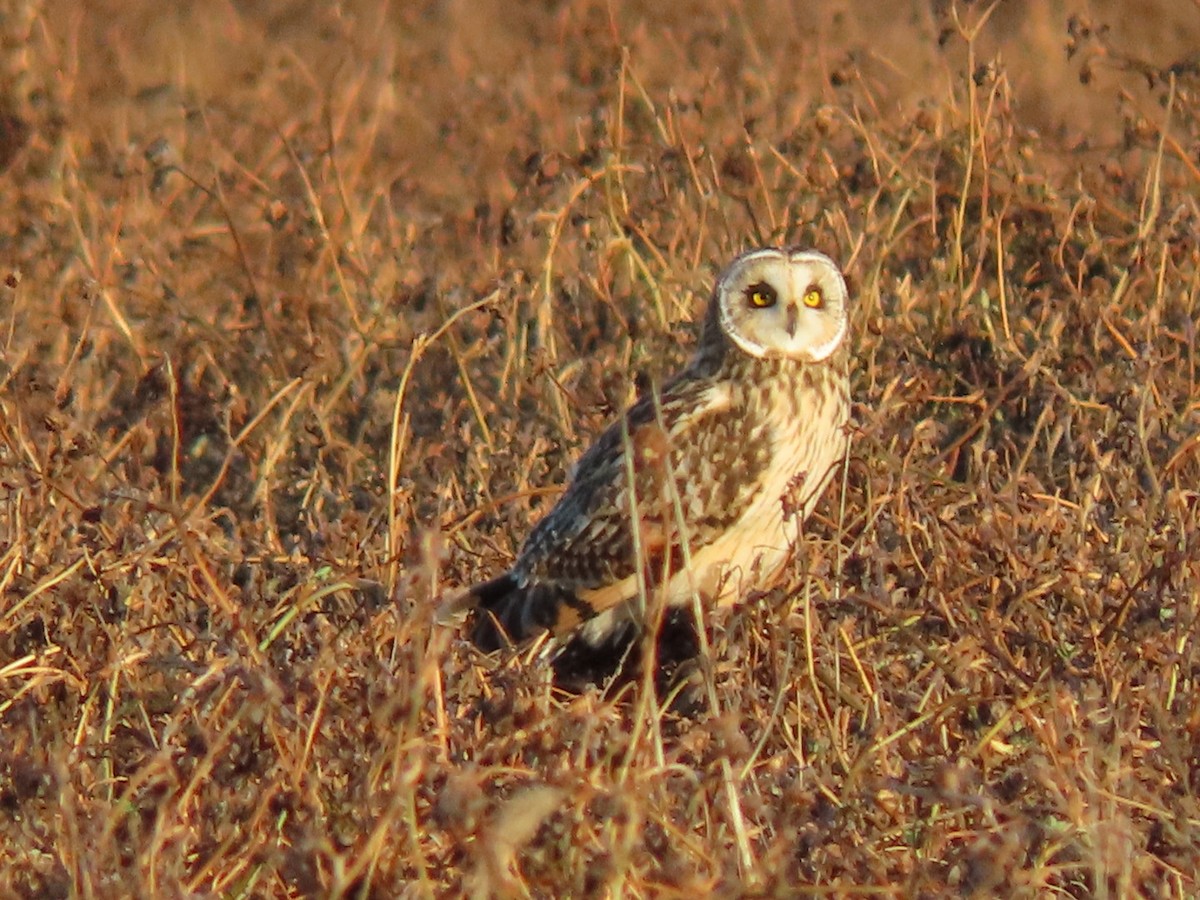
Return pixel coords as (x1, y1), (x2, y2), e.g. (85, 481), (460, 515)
(714, 248), (848, 362)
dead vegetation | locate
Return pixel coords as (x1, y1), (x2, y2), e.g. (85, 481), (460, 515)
(2, 1), (1199, 896)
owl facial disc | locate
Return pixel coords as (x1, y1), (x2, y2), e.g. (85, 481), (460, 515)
(716, 248), (849, 362)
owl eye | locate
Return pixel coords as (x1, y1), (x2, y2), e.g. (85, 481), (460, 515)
(746, 282), (777, 308)
(802, 286), (824, 309)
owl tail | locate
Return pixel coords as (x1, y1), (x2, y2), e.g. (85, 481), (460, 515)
(435, 572), (583, 652)
(463, 573), (527, 651)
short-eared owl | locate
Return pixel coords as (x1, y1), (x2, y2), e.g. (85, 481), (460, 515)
(441, 247), (851, 663)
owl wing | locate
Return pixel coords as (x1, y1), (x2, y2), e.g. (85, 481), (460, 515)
(462, 369), (773, 649)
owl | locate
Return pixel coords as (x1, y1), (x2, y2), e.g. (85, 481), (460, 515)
(440, 247), (851, 670)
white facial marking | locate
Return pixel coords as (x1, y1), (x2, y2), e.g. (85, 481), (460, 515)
(716, 248), (848, 362)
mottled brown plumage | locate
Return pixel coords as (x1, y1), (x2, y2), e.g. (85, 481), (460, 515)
(439, 247), (852, 661)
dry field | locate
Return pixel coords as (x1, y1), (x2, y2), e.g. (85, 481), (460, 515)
(3, 1), (1200, 896)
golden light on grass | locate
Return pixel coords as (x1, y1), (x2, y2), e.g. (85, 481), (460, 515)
(1, 0), (1199, 896)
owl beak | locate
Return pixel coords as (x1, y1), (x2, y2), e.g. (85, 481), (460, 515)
(785, 302), (799, 338)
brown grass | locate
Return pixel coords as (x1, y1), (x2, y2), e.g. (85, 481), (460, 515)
(2, 0), (1199, 896)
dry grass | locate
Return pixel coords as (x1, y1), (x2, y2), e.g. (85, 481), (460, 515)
(3, 1), (1200, 896)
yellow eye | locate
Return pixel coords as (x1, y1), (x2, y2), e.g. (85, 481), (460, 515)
(803, 287), (824, 309)
(746, 282), (777, 308)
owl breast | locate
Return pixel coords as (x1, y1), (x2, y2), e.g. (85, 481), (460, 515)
(674, 362), (847, 604)
(576, 356), (849, 646)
